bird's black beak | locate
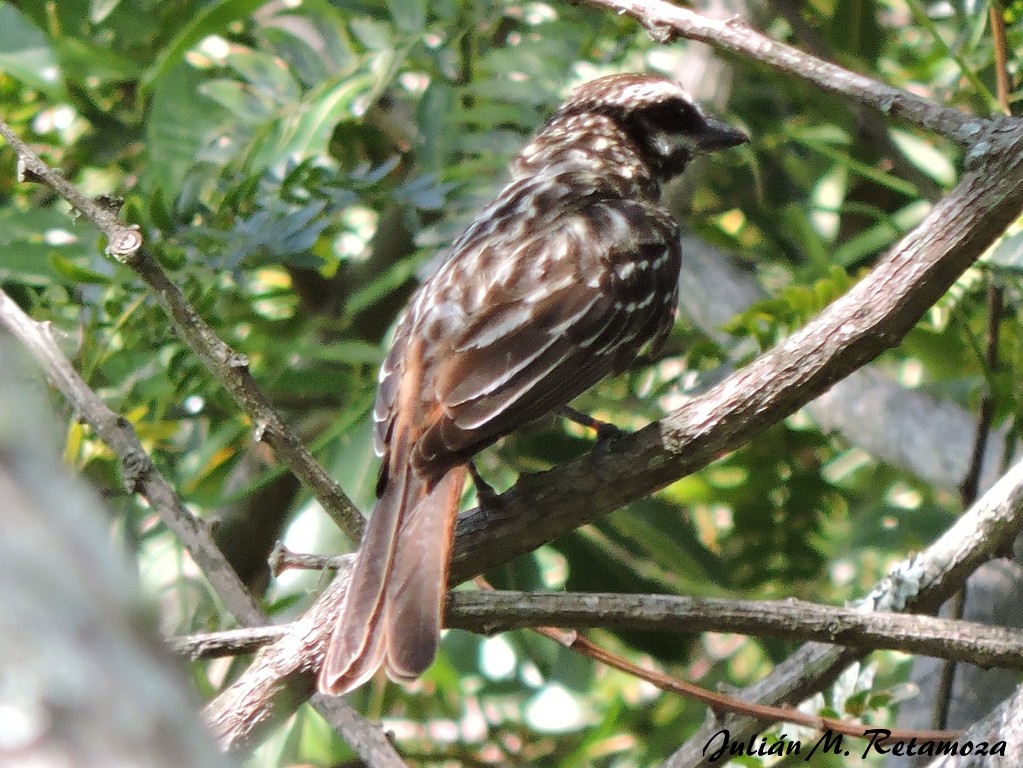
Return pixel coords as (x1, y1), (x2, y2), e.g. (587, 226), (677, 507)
(695, 116), (748, 152)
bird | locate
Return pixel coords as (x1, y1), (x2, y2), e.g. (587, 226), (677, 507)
(318, 72), (747, 695)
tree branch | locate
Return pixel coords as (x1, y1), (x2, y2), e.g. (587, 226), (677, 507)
(662, 452), (1023, 768)
(447, 591), (1023, 669)
(576, 0), (992, 145)
(174, 590), (1023, 670)
(0, 288), (264, 627)
(0, 120), (365, 545)
(678, 235), (1013, 493)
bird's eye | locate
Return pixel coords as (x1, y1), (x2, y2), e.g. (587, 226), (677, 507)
(633, 99), (706, 137)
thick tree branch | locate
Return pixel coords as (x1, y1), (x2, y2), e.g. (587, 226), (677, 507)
(197, 47), (1023, 750)
(679, 236), (1012, 493)
(204, 576), (346, 750)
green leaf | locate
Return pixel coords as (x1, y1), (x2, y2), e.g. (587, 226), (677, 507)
(0, 208), (100, 285)
(345, 253), (420, 316)
(417, 81), (459, 173)
(832, 200), (930, 267)
(307, 340), (385, 365)
(987, 230), (1023, 272)
(141, 0), (268, 92)
(0, 4), (65, 97)
(49, 252), (109, 284)
(246, 53), (396, 168)
(0, 242), (64, 286)
(902, 0), (999, 112)
(223, 46), (302, 105)
(0, 207), (81, 244)
(257, 1), (357, 85)
(199, 79), (278, 124)
(387, 0), (426, 35)
(145, 61), (226, 195)
(52, 36), (141, 84)
(788, 131), (920, 198)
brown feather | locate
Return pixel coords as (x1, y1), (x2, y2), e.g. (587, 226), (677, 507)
(384, 464), (466, 680)
(319, 340), (428, 695)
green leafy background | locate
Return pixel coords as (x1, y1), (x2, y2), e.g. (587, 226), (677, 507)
(1, 0), (1021, 765)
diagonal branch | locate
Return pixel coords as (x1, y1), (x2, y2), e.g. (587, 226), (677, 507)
(0, 288), (264, 627)
(203, 116), (1023, 748)
(577, 0), (991, 145)
(663, 451), (1023, 768)
(0, 120), (365, 544)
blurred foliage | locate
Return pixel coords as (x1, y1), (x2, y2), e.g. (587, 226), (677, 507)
(1, 0), (1022, 766)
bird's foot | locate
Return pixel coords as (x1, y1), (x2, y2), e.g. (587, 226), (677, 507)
(468, 462), (502, 510)
(557, 405), (626, 444)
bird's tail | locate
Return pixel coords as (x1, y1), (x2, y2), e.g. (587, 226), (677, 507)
(318, 434), (464, 695)
(384, 463), (465, 680)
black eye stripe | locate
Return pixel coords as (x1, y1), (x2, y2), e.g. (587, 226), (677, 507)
(629, 99), (706, 135)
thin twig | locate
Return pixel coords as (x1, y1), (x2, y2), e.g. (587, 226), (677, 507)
(0, 288), (264, 626)
(469, 579), (964, 745)
(0, 120), (364, 543)
(990, 5), (1013, 117)
(961, 284), (1006, 506)
(173, 626), (288, 659)
(576, 0), (994, 144)
(268, 542), (350, 576)
(557, 634), (958, 745)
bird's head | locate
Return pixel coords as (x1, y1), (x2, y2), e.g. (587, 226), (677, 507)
(557, 73), (748, 180)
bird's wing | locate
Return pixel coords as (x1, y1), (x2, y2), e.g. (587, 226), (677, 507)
(413, 198), (681, 475)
